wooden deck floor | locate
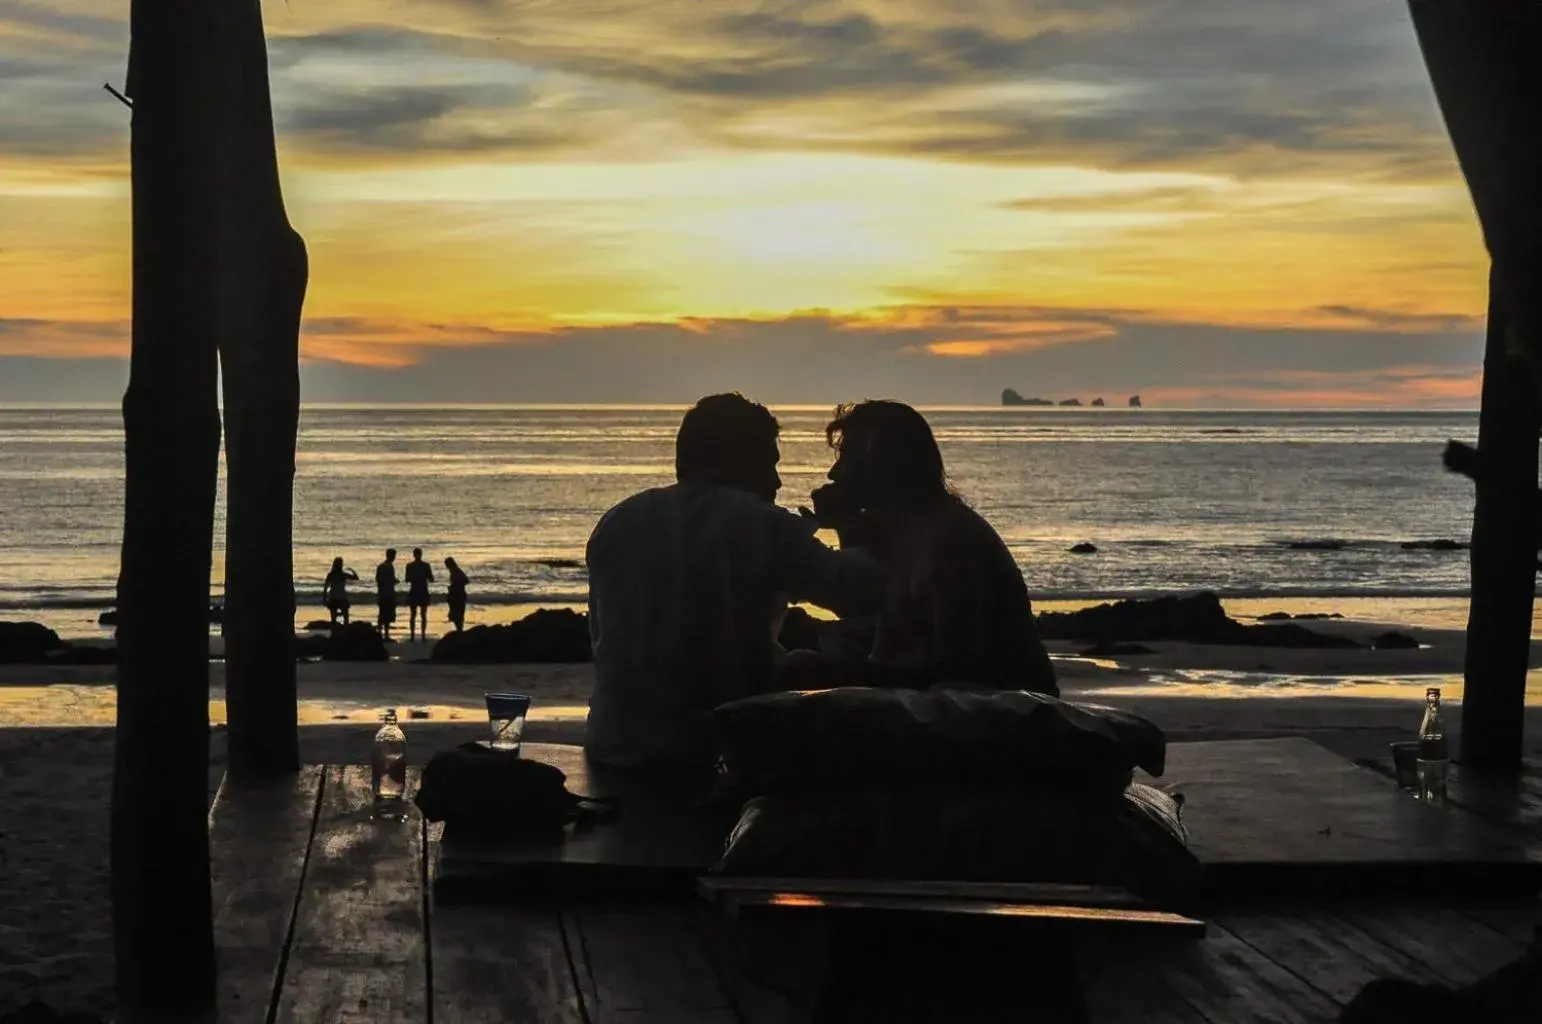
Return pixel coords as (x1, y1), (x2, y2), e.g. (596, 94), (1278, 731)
(209, 759), (1539, 1023)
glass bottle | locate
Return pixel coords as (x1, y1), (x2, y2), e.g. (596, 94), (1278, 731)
(1416, 687), (1449, 804)
(372, 708), (407, 818)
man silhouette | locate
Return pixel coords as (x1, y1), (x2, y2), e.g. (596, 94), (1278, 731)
(375, 548), (398, 641)
(404, 547), (434, 640)
(584, 392), (887, 770)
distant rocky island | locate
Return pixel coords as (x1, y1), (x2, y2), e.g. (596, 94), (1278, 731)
(1002, 389), (1143, 408)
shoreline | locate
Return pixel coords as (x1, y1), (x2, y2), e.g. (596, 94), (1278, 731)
(5, 600), (1542, 727)
(10, 592), (1535, 645)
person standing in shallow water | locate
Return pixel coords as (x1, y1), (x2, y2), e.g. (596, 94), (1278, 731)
(404, 547), (435, 640)
(322, 557), (359, 625)
(375, 548), (398, 641)
(445, 557), (470, 632)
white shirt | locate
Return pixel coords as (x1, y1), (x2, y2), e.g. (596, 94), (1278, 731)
(585, 482), (886, 768)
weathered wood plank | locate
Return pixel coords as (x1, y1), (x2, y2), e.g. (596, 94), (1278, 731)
(428, 820), (587, 1023)
(1337, 905), (1527, 988)
(1153, 922), (1341, 1024)
(209, 765), (324, 1023)
(711, 888), (1203, 936)
(272, 766), (426, 1024)
(1457, 900), (1540, 946)
(564, 902), (738, 1022)
(698, 876), (1155, 906)
(1078, 935), (1211, 1024)
(1214, 908), (1424, 1006)
(693, 909), (822, 1024)
(1158, 739), (1540, 897)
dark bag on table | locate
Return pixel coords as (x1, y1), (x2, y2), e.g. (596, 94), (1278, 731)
(415, 742), (617, 839)
(713, 781), (1200, 903)
(711, 687), (1167, 798)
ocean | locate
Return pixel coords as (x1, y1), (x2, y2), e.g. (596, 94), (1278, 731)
(0, 405), (1490, 637)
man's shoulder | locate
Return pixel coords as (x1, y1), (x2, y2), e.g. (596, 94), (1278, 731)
(597, 483), (790, 527)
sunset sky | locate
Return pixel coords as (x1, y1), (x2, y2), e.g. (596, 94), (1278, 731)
(0, 0), (1493, 406)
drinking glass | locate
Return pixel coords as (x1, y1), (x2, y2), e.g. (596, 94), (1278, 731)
(485, 692), (531, 754)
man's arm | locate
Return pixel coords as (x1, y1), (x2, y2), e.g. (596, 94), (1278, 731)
(765, 507), (887, 618)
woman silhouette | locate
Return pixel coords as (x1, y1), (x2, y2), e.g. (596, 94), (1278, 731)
(445, 557), (470, 632)
(322, 557), (359, 625)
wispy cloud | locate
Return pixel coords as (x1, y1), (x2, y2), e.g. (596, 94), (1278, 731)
(0, 0), (1456, 177)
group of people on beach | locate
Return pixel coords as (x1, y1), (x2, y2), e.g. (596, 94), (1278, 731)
(323, 548), (470, 641)
(584, 394), (1057, 769)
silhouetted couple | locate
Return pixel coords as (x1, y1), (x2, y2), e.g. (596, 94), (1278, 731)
(584, 393), (1056, 769)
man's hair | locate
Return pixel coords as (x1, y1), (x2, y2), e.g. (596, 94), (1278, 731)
(413, 547), (423, 559)
(826, 400), (949, 499)
(386, 548), (397, 559)
(675, 393), (780, 484)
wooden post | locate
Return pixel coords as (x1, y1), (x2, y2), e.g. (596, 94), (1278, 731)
(218, 0), (307, 778)
(1463, 275), (1539, 771)
(1408, 0), (1542, 771)
(112, 0), (221, 1017)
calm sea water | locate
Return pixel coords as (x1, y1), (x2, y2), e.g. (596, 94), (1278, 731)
(0, 405), (1487, 636)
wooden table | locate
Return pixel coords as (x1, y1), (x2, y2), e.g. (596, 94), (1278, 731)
(434, 743), (737, 902)
(1357, 755), (1542, 840)
(438, 738), (1542, 902)
(208, 739), (1541, 1022)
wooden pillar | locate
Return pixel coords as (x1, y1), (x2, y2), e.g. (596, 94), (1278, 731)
(1463, 274), (1539, 770)
(218, 0), (307, 778)
(112, 1), (221, 1017)
(1408, 0), (1542, 771)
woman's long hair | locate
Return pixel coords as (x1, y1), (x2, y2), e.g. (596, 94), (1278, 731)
(825, 400), (953, 502)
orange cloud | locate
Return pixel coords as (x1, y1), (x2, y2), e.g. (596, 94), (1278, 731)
(0, 318), (125, 358)
(920, 321), (1119, 357)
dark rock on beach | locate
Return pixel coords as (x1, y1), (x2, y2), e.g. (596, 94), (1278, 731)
(1079, 642), (1158, 657)
(322, 622), (389, 662)
(432, 608), (592, 664)
(1069, 542), (1099, 554)
(294, 634), (330, 660)
(1400, 539), (1468, 551)
(303, 619), (336, 632)
(98, 604), (222, 627)
(44, 645), (117, 666)
(1287, 540), (1348, 551)
(1372, 631), (1422, 651)
(1257, 611), (1344, 622)
(1036, 593), (1362, 649)
(0, 622), (65, 664)
(1038, 593), (1232, 642)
